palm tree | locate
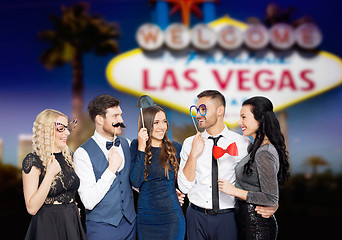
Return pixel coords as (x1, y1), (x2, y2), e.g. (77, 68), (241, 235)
(38, 2), (120, 149)
(305, 156), (329, 175)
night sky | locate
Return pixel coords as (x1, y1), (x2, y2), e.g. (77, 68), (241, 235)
(1, 0), (342, 173)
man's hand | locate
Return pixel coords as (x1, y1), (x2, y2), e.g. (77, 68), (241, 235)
(189, 132), (205, 159)
(108, 147), (123, 173)
(182, 132), (205, 182)
(255, 204), (279, 218)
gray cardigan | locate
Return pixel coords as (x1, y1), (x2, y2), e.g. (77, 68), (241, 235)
(235, 144), (279, 206)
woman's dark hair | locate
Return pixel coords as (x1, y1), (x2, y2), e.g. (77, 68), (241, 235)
(138, 105), (179, 180)
(243, 96), (290, 184)
(88, 95), (120, 122)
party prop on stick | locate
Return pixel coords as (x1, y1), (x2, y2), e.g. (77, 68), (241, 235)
(112, 122), (126, 141)
(136, 95), (156, 128)
(53, 119), (78, 157)
(213, 143), (238, 159)
(112, 122), (126, 128)
(52, 122), (56, 160)
(190, 114), (199, 133)
(113, 128), (116, 142)
(213, 142), (238, 179)
(68, 119), (78, 132)
(189, 104), (207, 133)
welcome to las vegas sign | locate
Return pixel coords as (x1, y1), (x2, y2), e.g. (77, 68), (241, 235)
(106, 16), (342, 126)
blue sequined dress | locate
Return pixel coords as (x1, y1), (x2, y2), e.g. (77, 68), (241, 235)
(130, 139), (185, 240)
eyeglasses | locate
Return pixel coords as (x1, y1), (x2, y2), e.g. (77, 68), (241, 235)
(189, 104), (207, 117)
(55, 119), (78, 133)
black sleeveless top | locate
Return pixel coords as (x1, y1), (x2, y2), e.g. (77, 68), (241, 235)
(22, 152), (80, 205)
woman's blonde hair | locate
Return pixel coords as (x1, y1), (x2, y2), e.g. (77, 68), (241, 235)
(32, 109), (73, 170)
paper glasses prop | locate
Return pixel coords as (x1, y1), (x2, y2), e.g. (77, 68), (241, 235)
(55, 119), (78, 132)
(136, 95), (156, 128)
(189, 104), (207, 132)
(52, 119), (78, 155)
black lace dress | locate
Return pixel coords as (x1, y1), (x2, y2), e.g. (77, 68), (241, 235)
(22, 152), (87, 240)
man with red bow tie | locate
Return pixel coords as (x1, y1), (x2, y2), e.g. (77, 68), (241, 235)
(178, 90), (278, 240)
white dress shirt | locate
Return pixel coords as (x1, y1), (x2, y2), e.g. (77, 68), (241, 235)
(178, 126), (251, 209)
(74, 131), (129, 210)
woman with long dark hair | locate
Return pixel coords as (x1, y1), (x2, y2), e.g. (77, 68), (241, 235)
(218, 96), (290, 239)
(129, 105), (185, 240)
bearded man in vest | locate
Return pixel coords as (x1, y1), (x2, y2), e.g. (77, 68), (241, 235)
(74, 94), (136, 240)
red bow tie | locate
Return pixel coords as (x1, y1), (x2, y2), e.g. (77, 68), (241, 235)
(213, 142), (238, 159)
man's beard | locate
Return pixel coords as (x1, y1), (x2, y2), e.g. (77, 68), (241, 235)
(199, 116), (217, 130)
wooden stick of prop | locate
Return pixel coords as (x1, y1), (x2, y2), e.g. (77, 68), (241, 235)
(191, 117), (199, 133)
(51, 123), (55, 162)
(140, 108), (145, 128)
(113, 127), (116, 143)
(217, 159), (220, 179)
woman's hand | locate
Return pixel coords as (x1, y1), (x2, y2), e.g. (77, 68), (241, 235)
(138, 128), (149, 151)
(176, 189), (185, 206)
(218, 179), (248, 201)
(23, 155), (61, 215)
(46, 155), (61, 178)
(218, 179), (235, 195)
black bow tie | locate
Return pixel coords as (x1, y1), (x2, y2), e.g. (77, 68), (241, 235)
(106, 137), (120, 150)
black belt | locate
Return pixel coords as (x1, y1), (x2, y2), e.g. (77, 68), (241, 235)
(190, 203), (234, 215)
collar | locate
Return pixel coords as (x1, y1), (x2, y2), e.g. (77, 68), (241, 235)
(93, 131), (118, 147)
(202, 125), (230, 140)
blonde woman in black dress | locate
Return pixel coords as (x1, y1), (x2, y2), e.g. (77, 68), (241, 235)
(218, 97), (290, 240)
(22, 109), (87, 240)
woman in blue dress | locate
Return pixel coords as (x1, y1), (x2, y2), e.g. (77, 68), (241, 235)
(130, 105), (185, 240)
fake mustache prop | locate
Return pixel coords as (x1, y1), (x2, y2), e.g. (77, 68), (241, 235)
(112, 122), (126, 128)
(112, 122), (126, 142)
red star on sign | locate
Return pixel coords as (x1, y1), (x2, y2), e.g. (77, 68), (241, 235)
(160, 0), (216, 26)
